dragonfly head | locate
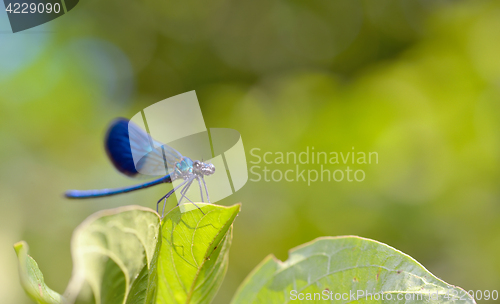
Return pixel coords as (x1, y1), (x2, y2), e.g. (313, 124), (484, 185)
(193, 161), (215, 176)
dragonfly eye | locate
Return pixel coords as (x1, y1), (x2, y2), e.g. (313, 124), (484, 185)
(192, 160), (205, 175)
(193, 161), (202, 169)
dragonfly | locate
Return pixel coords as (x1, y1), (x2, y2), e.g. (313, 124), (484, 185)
(65, 118), (215, 216)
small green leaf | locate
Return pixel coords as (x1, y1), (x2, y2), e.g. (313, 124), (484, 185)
(64, 205), (161, 304)
(232, 236), (476, 304)
(14, 241), (63, 304)
(156, 203), (240, 304)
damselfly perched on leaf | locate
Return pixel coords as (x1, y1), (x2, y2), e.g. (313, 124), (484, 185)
(65, 118), (215, 216)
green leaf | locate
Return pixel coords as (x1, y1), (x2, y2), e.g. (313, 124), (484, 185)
(15, 203), (240, 304)
(64, 205), (161, 304)
(232, 236), (476, 304)
(14, 241), (64, 304)
(156, 203), (240, 304)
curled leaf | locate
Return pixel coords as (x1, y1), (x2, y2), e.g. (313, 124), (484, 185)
(14, 241), (63, 304)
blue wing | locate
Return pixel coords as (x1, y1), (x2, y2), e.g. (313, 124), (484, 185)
(105, 118), (183, 177)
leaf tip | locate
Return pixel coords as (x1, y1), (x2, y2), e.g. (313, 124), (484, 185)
(14, 240), (27, 256)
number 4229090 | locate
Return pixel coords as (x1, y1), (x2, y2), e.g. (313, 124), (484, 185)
(5, 2), (61, 14)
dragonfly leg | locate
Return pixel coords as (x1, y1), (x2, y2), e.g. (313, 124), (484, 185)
(177, 177), (195, 206)
(196, 176), (204, 203)
(156, 189), (174, 214)
(201, 176), (211, 204)
(162, 197), (167, 216)
(157, 178), (188, 217)
(178, 176), (205, 215)
(184, 196), (205, 215)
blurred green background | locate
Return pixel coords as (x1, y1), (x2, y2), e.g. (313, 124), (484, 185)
(1, 0), (500, 302)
